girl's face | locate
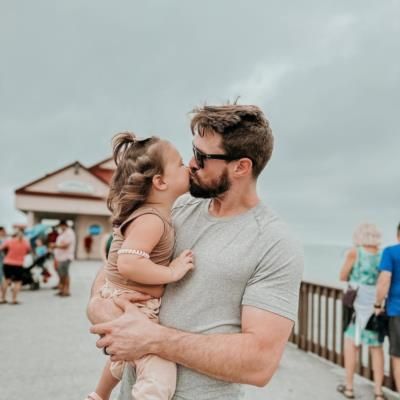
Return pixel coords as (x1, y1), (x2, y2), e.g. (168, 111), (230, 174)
(162, 143), (189, 198)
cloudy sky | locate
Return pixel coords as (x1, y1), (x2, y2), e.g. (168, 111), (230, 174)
(1, 0), (399, 245)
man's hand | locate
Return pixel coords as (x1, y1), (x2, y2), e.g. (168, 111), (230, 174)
(90, 297), (159, 362)
(374, 306), (384, 316)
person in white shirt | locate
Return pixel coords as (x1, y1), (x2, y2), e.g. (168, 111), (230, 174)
(50, 220), (76, 297)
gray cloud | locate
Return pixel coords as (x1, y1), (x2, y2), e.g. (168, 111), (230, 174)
(1, 0), (399, 244)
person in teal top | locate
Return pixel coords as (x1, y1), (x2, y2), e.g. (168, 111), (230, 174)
(348, 246), (381, 286)
(338, 223), (385, 400)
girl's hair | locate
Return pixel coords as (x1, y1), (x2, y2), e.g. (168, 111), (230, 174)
(107, 132), (166, 226)
(352, 223), (381, 247)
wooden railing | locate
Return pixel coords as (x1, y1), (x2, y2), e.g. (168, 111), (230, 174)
(290, 281), (395, 390)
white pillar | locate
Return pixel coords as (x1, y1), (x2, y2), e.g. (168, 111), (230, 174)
(26, 211), (36, 228)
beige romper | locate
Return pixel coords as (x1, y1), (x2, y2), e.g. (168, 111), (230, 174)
(101, 207), (176, 400)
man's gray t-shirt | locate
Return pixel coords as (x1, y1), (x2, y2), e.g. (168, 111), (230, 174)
(118, 194), (303, 400)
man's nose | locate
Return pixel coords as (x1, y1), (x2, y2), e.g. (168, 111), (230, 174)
(188, 156), (199, 171)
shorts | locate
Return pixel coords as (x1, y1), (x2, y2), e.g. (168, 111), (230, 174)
(389, 316), (400, 357)
(3, 264), (24, 282)
(57, 260), (71, 278)
(344, 323), (383, 347)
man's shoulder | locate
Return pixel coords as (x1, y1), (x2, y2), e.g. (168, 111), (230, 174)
(67, 228), (76, 238)
(253, 204), (303, 260)
(384, 244), (400, 256)
(253, 203), (297, 240)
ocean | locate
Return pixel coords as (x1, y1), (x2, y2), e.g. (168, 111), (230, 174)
(303, 243), (349, 287)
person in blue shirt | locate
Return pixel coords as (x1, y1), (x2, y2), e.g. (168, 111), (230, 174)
(376, 222), (400, 392)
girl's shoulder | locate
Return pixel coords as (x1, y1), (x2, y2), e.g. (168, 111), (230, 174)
(117, 206), (171, 237)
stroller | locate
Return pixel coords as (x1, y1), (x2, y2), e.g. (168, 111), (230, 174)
(22, 224), (53, 290)
(21, 253), (52, 290)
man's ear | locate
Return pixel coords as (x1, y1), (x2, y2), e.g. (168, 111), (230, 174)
(233, 158), (253, 177)
(152, 174), (168, 191)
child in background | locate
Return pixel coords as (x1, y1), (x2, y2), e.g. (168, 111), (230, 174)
(33, 238), (51, 283)
(35, 238), (47, 259)
(86, 132), (194, 400)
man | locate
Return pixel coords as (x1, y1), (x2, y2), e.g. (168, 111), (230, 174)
(50, 220), (76, 297)
(88, 104), (303, 399)
(375, 222), (400, 392)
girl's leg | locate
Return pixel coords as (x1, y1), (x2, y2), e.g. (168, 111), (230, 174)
(370, 346), (384, 395)
(132, 355), (176, 400)
(93, 359), (120, 400)
(344, 337), (359, 391)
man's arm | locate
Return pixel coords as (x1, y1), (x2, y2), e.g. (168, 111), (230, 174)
(375, 247), (394, 310)
(375, 271), (392, 308)
(153, 306), (292, 386)
(92, 302), (293, 386)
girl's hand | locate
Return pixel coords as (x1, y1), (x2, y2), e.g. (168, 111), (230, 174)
(169, 249), (194, 282)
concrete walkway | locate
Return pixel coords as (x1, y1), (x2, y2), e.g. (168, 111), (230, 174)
(0, 261), (398, 400)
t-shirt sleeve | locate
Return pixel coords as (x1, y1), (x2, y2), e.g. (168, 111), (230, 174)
(379, 247), (393, 273)
(241, 234), (304, 322)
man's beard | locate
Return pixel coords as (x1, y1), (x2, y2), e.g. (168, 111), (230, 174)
(189, 169), (231, 198)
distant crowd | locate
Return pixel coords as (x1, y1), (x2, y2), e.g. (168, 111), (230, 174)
(0, 220), (76, 305)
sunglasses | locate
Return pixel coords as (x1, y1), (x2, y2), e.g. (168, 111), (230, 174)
(192, 144), (251, 169)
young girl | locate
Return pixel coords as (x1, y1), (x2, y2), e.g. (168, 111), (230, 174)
(86, 132), (194, 400)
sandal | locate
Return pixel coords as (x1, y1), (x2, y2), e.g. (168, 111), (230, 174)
(337, 384), (355, 399)
(10, 301), (21, 305)
(375, 394), (386, 399)
(0, 300), (7, 304)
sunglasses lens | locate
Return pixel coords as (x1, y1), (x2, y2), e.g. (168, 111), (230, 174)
(193, 147), (204, 168)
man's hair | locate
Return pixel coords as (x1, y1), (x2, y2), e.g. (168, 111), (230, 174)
(397, 222), (400, 235)
(190, 104), (274, 178)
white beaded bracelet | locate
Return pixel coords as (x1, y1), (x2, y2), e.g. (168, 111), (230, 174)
(117, 249), (150, 259)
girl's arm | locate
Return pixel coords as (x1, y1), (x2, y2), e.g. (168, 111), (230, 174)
(117, 214), (192, 285)
(339, 247), (357, 281)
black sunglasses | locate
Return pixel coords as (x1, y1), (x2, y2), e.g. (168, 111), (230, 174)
(192, 145), (252, 169)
